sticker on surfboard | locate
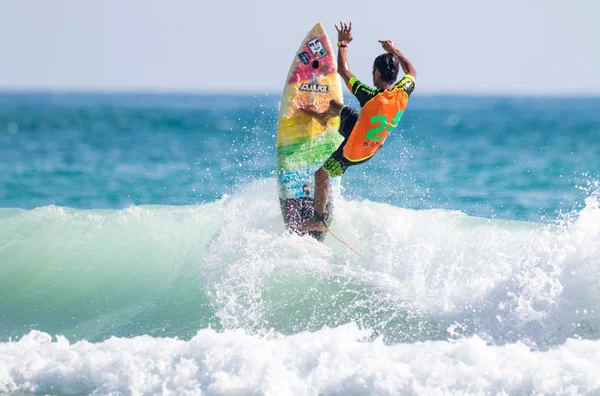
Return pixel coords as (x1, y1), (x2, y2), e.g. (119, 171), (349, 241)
(306, 38), (327, 60)
(298, 52), (311, 64)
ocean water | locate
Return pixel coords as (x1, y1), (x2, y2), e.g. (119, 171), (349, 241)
(1, 92), (600, 395)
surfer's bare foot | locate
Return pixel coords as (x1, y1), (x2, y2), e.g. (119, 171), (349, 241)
(297, 218), (327, 233)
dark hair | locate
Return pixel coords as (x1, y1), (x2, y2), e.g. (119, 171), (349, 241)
(373, 53), (400, 84)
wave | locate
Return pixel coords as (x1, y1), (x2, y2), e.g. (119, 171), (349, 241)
(1, 179), (599, 347)
(0, 203), (223, 342)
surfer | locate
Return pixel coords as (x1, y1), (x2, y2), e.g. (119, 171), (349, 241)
(298, 21), (417, 233)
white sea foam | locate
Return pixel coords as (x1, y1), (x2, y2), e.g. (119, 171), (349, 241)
(2, 325), (600, 395)
(199, 179), (600, 345)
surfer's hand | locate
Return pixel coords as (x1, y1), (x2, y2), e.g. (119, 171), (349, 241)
(378, 40), (397, 54)
(335, 21), (353, 43)
(300, 104), (325, 114)
(300, 104), (330, 127)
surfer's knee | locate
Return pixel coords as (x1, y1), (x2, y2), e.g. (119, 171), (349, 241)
(328, 100), (344, 114)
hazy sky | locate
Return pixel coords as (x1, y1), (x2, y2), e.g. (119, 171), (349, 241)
(1, 0), (598, 94)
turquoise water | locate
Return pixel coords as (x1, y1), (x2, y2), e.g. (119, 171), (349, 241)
(1, 92), (600, 394)
(2, 93), (598, 218)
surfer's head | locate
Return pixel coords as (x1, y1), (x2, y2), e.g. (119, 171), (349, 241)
(372, 53), (400, 87)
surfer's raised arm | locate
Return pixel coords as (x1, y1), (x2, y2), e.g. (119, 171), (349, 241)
(335, 21), (354, 85)
(378, 40), (417, 78)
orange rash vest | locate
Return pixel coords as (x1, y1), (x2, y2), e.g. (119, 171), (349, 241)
(343, 74), (416, 162)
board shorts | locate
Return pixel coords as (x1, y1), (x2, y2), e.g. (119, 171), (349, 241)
(322, 106), (371, 177)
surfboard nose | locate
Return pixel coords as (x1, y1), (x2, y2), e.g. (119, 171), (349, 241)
(313, 22), (325, 33)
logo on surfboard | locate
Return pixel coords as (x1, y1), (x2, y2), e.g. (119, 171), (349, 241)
(299, 74), (329, 93)
(299, 83), (329, 93)
(306, 38), (327, 60)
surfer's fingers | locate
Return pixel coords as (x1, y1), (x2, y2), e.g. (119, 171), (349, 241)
(348, 21), (352, 31)
(379, 40), (392, 50)
(335, 24), (340, 33)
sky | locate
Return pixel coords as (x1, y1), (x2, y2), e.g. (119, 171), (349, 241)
(0, 0), (598, 95)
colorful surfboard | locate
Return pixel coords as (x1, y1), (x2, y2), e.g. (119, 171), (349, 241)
(276, 23), (344, 241)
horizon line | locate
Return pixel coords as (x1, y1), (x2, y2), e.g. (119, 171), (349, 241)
(1, 87), (600, 99)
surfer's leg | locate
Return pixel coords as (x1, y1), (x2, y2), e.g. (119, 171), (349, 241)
(313, 167), (330, 218)
(296, 154), (346, 233)
(297, 106), (356, 234)
(296, 167), (329, 233)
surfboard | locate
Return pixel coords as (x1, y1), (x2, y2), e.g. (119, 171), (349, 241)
(276, 23), (344, 241)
